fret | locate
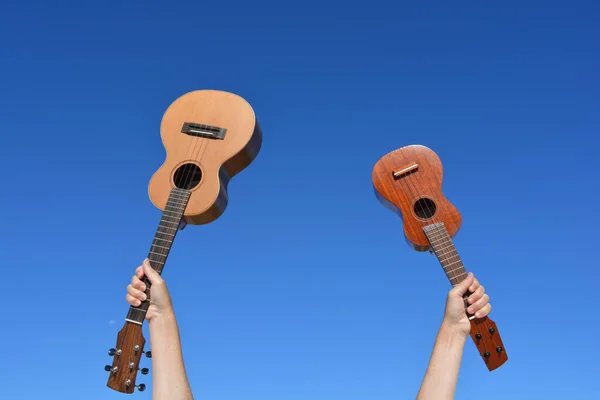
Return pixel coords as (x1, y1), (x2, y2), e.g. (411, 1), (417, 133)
(155, 231), (175, 238)
(435, 245), (455, 254)
(165, 201), (186, 209)
(445, 260), (462, 268)
(125, 187), (191, 324)
(152, 236), (173, 244)
(446, 266), (464, 275)
(152, 235), (174, 246)
(157, 223), (177, 229)
(154, 233), (175, 240)
(152, 237), (173, 245)
(162, 210), (181, 216)
(169, 195), (189, 202)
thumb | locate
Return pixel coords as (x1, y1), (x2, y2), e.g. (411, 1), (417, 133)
(141, 259), (162, 284)
(451, 272), (474, 297)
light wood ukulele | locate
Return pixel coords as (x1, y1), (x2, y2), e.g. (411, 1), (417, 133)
(105, 89), (263, 393)
(371, 144), (508, 371)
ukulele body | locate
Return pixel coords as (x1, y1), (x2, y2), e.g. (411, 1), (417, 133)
(148, 89), (262, 225)
(372, 144), (462, 251)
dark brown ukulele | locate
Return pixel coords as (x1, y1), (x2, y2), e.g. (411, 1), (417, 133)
(104, 89), (263, 393)
(371, 144), (507, 371)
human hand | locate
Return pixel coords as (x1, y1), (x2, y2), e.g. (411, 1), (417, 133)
(126, 258), (173, 321)
(443, 272), (491, 337)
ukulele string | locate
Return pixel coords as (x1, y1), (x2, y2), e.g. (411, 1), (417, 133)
(402, 147), (469, 290)
(183, 93), (238, 202)
(402, 148), (457, 279)
(408, 148), (498, 358)
(194, 101), (216, 176)
(144, 97), (211, 344)
(400, 147), (497, 358)
(176, 95), (215, 215)
(399, 151), (463, 280)
(152, 97), (211, 278)
(181, 95), (222, 195)
(179, 105), (208, 193)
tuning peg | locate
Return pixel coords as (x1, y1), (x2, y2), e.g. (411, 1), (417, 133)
(136, 383), (146, 392)
(104, 365), (118, 374)
(108, 348), (121, 356)
(140, 367), (149, 375)
(145, 350), (152, 358)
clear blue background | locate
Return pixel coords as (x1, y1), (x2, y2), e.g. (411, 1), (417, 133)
(1, 1), (598, 399)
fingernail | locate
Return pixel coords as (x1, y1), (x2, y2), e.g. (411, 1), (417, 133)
(140, 293), (147, 301)
(475, 311), (481, 318)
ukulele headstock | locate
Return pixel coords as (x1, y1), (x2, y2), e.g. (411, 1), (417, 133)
(105, 322), (151, 393)
(469, 317), (508, 371)
(371, 145), (462, 251)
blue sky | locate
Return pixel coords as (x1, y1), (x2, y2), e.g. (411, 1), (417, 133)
(1, 1), (599, 399)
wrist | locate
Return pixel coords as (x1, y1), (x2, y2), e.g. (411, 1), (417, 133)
(149, 307), (176, 327)
(439, 319), (469, 343)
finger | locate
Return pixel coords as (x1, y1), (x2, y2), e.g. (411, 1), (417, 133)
(467, 293), (490, 315)
(131, 276), (146, 291)
(475, 303), (491, 319)
(467, 285), (485, 304)
(135, 265), (144, 279)
(451, 272), (474, 297)
(141, 259), (163, 285)
(127, 284), (147, 302)
(469, 277), (480, 293)
(126, 293), (142, 307)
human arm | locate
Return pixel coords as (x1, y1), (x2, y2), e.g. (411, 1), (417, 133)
(416, 272), (492, 400)
(126, 259), (194, 400)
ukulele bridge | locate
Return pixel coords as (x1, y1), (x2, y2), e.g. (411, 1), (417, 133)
(181, 122), (227, 140)
(392, 163), (418, 179)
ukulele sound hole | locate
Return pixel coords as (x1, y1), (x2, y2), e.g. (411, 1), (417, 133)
(413, 198), (437, 219)
(173, 163), (202, 190)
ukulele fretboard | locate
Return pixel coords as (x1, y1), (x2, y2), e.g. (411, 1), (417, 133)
(423, 222), (467, 286)
(125, 187), (191, 325)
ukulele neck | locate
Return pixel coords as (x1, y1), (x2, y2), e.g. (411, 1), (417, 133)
(422, 222), (467, 286)
(422, 222), (509, 370)
(125, 187), (191, 325)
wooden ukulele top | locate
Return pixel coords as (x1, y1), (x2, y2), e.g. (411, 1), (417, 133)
(372, 144), (461, 251)
(148, 89), (262, 225)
